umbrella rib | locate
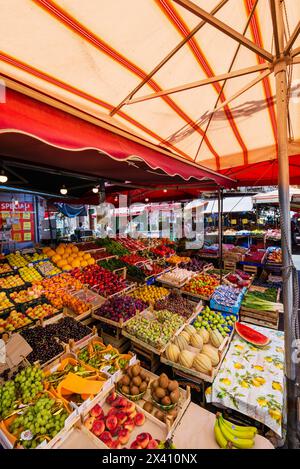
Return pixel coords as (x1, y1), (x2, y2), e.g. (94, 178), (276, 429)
(284, 20), (300, 55)
(110, 0), (229, 115)
(194, 0), (260, 162)
(173, 0), (273, 62)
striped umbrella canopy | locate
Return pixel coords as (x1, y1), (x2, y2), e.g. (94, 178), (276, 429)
(0, 0), (299, 185)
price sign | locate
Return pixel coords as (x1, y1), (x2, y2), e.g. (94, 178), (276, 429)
(23, 221), (31, 231)
(231, 219), (237, 225)
(13, 233), (22, 242)
(23, 212), (31, 219)
(242, 219), (248, 224)
(13, 223), (21, 231)
(24, 233), (32, 241)
(207, 217), (213, 222)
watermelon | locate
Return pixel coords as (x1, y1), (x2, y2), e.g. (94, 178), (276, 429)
(235, 322), (270, 347)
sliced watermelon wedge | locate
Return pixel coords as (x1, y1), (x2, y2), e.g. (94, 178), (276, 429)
(235, 322), (270, 347)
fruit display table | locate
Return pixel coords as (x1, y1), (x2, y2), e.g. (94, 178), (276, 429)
(206, 324), (285, 437)
(172, 402), (273, 449)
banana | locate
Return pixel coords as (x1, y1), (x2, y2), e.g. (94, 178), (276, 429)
(221, 416), (257, 438)
(218, 417), (254, 449)
(214, 418), (229, 449)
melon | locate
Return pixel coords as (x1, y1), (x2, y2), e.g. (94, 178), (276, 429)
(193, 353), (212, 374)
(165, 343), (180, 363)
(173, 335), (188, 351)
(235, 322), (270, 347)
(178, 350), (195, 369)
(202, 344), (219, 366)
(210, 330), (223, 348)
(198, 328), (210, 344)
(184, 325), (197, 336)
(179, 331), (190, 342)
(190, 333), (203, 350)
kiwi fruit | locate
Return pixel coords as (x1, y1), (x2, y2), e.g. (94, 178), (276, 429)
(168, 380), (178, 392)
(132, 364), (141, 377)
(161, 396), (171, 406)
(139, 381), (148, 393)
(143, 401), (153, 413)
(121, 375), (130, 386)
(154, 410), (165, 422)
(159, 373), (169, 389)
(132, 376), (142, 387)
(170, 389), (180, 404)
(130, 385), (140, 395)
(139, 370), (147, 381)
(127, 367), (133, 378)
(155, 387), (166, 400)
(122, 385), (130, 395)
(151, 379), (159, 390)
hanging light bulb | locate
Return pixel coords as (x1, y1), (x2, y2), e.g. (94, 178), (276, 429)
(60, 185), (68, 195)
(114, 196), (118, 202)
(163, 189), (167, 193)
(92, 186), (99, 194)
(0, 170), (8, 183)
(145, 198), (149, 202)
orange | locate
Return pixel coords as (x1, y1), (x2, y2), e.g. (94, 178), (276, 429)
(87, 258), (95, 265)
(80, 261), (88, 268)
(57, 259), (67, 268)
(84, 253), (91, 261)
(78, 251), (85, 257)
(56, 246), (64, 256)
(72, 246), (79, 253)
(47, 249), (56, 258)
(71, 260), (80, 269)
(63, 264), (72, 271)
(52, 254), (61, 264)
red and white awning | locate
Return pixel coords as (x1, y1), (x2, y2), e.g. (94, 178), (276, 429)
(0, 0), (300, 184)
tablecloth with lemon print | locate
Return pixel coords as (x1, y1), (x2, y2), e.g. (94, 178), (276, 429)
(206, 324), (285, 437)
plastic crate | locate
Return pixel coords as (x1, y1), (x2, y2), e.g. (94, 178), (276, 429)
(210, 287), (247, 315)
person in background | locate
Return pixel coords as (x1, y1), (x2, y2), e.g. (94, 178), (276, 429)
(74, 222), (83, 242)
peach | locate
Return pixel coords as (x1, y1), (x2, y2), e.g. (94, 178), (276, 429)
(100, 431), (113, 447)
(147, 439), (159, 449)
(106, 415), (118, 432)
(134, 412), (146, 426)
(125, 401), (136, 414)
(136, 432), (150, 449)
(110, 440), (122, 449)
(115, 411), (127, 425)
(118, 429), (130, 445)
(91, 419), (105, 436)
(130, 440), (142, 449)
(129, 410), (137, 420)
(90, 404), (104, 419)
(107, 407), (118, 417)
(112, 397), (128, 409)
(84, 416), (95, 430)
(111, 425), (123, 437)
(106, 391), (117, 405)
(124, 419), (135, 433)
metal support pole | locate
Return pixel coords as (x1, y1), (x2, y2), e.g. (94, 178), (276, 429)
(218, 188), (223, 282)
(274, 0), (299, 449)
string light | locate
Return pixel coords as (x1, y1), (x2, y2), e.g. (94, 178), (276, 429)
(0, 170), (8, 183)
(60, 185), (68, 195)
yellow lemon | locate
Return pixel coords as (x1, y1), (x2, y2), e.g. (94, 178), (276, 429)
(268, 409), (282, 422)
(253, 365), (264, 371)
(276, 347), (284, 353)
(252, 378), (264, 387)
(234, 363), (244, 369)
(257, 397), (267, 407)
(220, 378), (231, 386)
(275, 363), (284, 370)
(264, 357), (273, 363)
(272, 381), (283, 392)
(241, 380), (249, 388)
(234, 345), (244, 350)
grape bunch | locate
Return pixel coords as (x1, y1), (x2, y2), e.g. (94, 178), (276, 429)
(9, 395), (68, 449)
(14, 366), (44, 403)
(0, 380), (17, 419)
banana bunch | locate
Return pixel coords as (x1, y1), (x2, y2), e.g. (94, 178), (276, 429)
(214, 413), (257, 449)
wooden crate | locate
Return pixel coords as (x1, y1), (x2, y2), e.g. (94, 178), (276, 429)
(130, 342), (161, 372)
(240, 314), (279, 330)
(223, 260), (236, 271)
(100, 329), (130, 352)
(243, 264), (258, 275)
